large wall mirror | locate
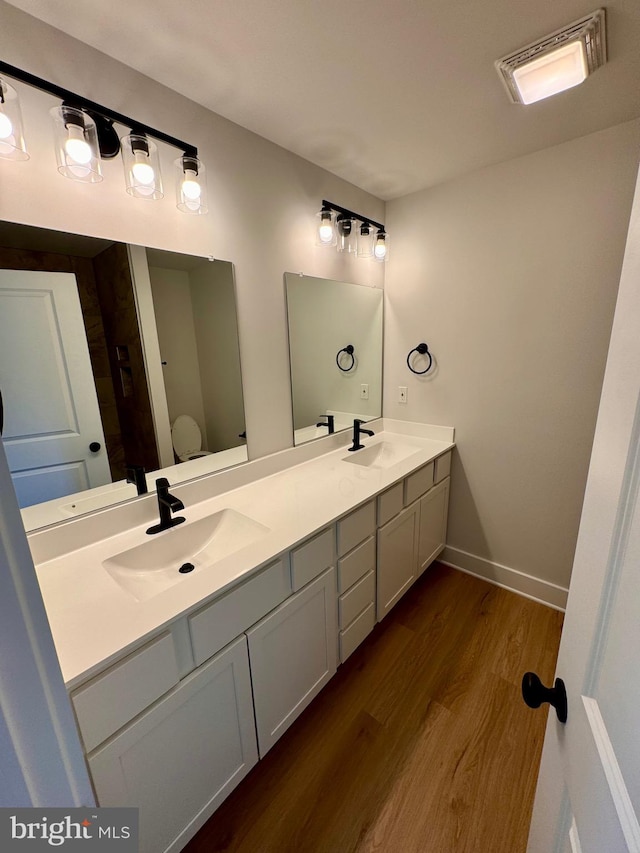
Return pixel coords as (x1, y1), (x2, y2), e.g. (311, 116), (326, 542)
(0, 221), (247, 531)
(284, 273), (383, 445)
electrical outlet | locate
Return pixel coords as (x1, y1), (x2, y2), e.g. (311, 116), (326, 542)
(399, 386), (408, 404)
(360, 384), (369, 400)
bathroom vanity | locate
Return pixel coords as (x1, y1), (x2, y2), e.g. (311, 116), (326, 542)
(29, 420), (453, 853)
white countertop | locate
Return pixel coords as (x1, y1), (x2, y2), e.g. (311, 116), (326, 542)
(33, 422), (454, 689)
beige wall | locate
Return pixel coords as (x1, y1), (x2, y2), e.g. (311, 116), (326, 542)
(384, 120), (640, 592)
(0, 1), (384, 464)
(148, 266), (207, 443)
(190, 262), (245, 451)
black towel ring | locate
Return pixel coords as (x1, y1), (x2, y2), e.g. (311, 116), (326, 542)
(336, 344), (355, 372)
(407, 342), (433, 375)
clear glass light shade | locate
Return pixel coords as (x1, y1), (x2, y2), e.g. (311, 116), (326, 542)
(513, 42), (588, 104)
(316, 208), (336, 247)
(373, 230), (389, 263)
(175, 155), (208, 214)
(357, 222), (375, 258)
(121, 133), (163, 199)
(336, 216), (357, 253)
(0, 79), (29, 161)
(50, 106), (102, 182)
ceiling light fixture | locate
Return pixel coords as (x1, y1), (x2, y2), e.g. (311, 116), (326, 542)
(0, 60), (207, 213)
(316, 200), (388, 263)
(495, 9), (606, 105)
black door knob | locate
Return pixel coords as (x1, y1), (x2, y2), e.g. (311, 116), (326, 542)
(522, 672), (567, 723)
(89, 442), (102, 453)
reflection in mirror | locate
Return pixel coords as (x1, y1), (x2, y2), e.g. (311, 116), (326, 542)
(145, 248), (246, 461)
(0, 221), (247, 531)
(284, 273), (383, 445)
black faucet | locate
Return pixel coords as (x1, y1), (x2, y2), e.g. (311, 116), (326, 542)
(126, 463), (148, 495)
(348, 419), (374, 451)
(316, 414), (335, 434)
(146, 478), (186, 534)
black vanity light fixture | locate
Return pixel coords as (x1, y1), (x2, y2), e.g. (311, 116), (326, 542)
(316, 200), (388, 263)
(0, 61), (208, 214)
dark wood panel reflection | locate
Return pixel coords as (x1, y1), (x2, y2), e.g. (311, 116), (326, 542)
(93, 242), (159, 476)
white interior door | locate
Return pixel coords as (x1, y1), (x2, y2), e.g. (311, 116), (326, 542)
(0, 269), (111, 508)
(527, 164), (640, 851)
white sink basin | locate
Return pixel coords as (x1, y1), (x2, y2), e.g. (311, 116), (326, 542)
(103, 509), (270, 601)
(342, 441), (423, 470)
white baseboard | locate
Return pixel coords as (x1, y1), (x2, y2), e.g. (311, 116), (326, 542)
(440, 546), (568, 611)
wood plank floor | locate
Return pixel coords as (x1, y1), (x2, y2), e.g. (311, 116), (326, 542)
(184, 563), (564, 853)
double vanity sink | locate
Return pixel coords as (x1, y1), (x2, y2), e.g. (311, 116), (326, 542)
(102, 439), (426, 604)
(29, 419), (454, 853)
(31, 419), (454, 688)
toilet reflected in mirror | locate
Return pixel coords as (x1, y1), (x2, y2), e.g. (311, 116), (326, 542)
(171, 415), (213, 462)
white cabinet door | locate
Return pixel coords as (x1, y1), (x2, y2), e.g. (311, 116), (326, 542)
(417, 477), (450, 576)
(88, 636), (258, 853)
(247, 568), (337, 757)
(376, 502), (419, 621)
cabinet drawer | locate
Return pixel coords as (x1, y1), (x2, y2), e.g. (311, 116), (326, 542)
(339, 603), (375, 662)
(377, 483), (404, 527)
(71, 632), (180, 753)
(337, 536), (375, 594)
(435, 451), (452, 483)
(337, 501), (375, 556)
(189, 559), (291, 666)
(404, 462), (435, 505)
(339, 569), (375, 629)
(290, 527), (335, 591)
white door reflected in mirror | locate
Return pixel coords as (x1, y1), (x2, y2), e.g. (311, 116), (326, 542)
(0, 268), (112, 505)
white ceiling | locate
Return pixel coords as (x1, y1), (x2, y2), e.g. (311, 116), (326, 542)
(6, 0), (640, 199)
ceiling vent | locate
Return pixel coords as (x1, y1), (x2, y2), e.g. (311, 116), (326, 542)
(496, 9), (606, 105)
